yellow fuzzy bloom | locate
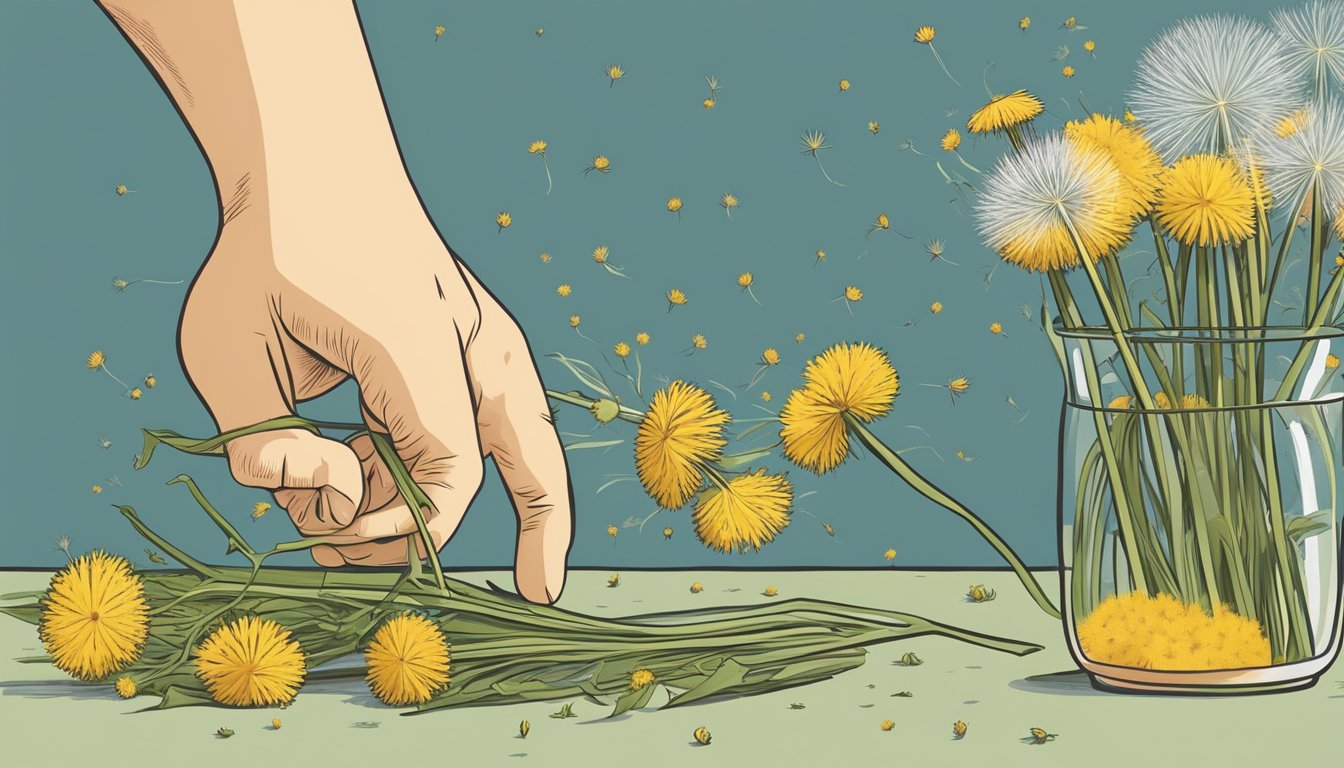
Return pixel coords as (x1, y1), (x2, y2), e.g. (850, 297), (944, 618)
(761, 391), (772, 402)
(884, 548), (897, 561)
(528, 140), (547, 154)
(540, 252), (551, 263)
(667, 288), (687, 306)
(720, 192), (740, 210)
(738, 272), (753, 288)
(692, 334), (708, 350)
(593, 246), (609, 263)
(930, 301), (943, 314)
(967, 90), (1044, 135)
(1327, 354), (1340, 369)
(614, 342), (631, 358)
(629, 668), (656, 689)
(634, 381), (729, 509)
(941, 129), (962, 152)
(251, 501), (271, 521)
(1062, 65), (1075, 78)
(1065, 113), (1163, 217)
(762, 348), (781, 365)
(115, 675), (137, 698)
(947, 376), (970, 395)
(953, 720), (968, 738)
(762, 586), (779, 597)
(569, 315), (581, 329)
(194, 616), (306, 707)
(40, 551), (148, 681)
(607, 525), (619, 538)
(780, 342), (899, 473)
(1155, 155), (1255, 246)
(606, 64), (625, 85)
(91, 484), (103, 494)
(1108, 395), (1133, 409)
(590, 155), (611, 173)
(1083, 40), (1095, 53)
(989, 322), (1003, 335)
(914, 26), (935, 44)
(557, 284), (571, 297)
(689, 582), (704, 593)
(636, 332), (651, 345)
(844, 285), (863, 302)
(838, 78), (850, 91)
(874, 212), (890, 231)
(1019, 17), (1031, 30)
(869, 121), (880, 134)
(496, 211), (512, 231)
(880, 719), (895, 731)
(364, 613), (451, 706)
(86, 350), (105, 369)
(434, 24), (445, 39)
(667, 197), (683, 213)
(129, 388), (143, 400)
(703, 98), (716, 109)
(1078, 592), (1270, 670)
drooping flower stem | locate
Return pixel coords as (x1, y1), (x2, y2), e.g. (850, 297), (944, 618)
(1307, 182), (1327, 322)
(840, 413), (1060, 619)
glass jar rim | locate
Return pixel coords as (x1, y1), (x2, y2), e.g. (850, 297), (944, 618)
(1051, 323), (1344, 343)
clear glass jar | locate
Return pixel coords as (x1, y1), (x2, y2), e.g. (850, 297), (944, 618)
(1057, 326), (1344, 693)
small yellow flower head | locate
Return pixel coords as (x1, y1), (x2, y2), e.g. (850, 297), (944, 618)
(496, 211), (512, 232)
(636, 331), (651, 345)
(607, 524), (619, 538)
(667, 288), (687, 307)
(528, 140), (547, 155)
(989, 322), (1004, 335)
(780, 342), (900, 473)
(761, 391), (772, 402)
(844, 285), (863, 302)
(738, 272), (753, 288)
(115, 184), (128, 196)
(762, 348), (781, 366)
(1019, 17), (1031, 31)
(762, 585), (779, 597)
(144, 374), (157, 389)
(519, 720), (530, 738)
(838, 78), (851, 91)
(1108, 395), (1133, 409)
(1328, 354), (1340, 369)
(914, 26), (936, 44)
(689, 581), (704, 593)
(815, 249), (826, 263)
(875, 212), (890, 230)
(1062, 65), (1076, 78)
(590, 155), (611, 173)
(129, 388), (143, 400)
(930, 301), (943, 314)
(115, 675), (137, 699)
(703, 98), (716, 109)
(195, 615), (307, 707)
(569, 315), (581, 329)
(363, 613), (451, 706)
(608, 572), (620, 587)
(91, 484), (103, 494)
(1124, 109), (1136, 123)
(880, 719), (896, 731)
(635, 381), (729, 509)
(606, 64), (625, 85)
(795, 332), (806, 343)
(663, 526), (674, 539)
(592, 245), (609, 263)
(953, 720), (968, 738)
(629, 668), (656, 690)
(434, 24), (445, 39)
(557, 284), (572, 297)
(948, 376), (971, 395)
(941, 129), (962, 152)
(540, 252), (552, 263)
(693, 726), (712, 745)
(692, 333), (708, 350)
(1155, 155), (1255, 246)
(720, 192), (740, 210)
(251, 501), (271, 520)
(86, 350), (106, 369)
(1083, 40), (1096, 53)
(869, 120), (880, 135)
(667, 196), (683, 213)
(884, 548), (897, 561)
(1029, 727), (1056, 744)
(272, 718), (282, 730)
(614, 342), (631, 358)
(967, 584), (997, 602)
(1062, 16), (1077, 29)
(536, 28), (544, 37)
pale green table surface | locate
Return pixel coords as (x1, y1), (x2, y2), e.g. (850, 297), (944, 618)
(2, 569), (1339, 767)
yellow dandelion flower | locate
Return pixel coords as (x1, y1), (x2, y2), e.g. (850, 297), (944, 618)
(795, 332), (806, 343)
(91, 484), (103, 494)
(1078, 592), (1270, 670)
(586, 155), (611, 175)
(629, 668), (656, 689)
(948, 376), (970, 395)
(129, 387), (143, 400)
(1019, 17), (1031, 31)
(989, 322), (1006, 336)
(1155, 154), (1255, 246)
(614, 342), (631, 358)
(720, 192), (740, 219)
(845, 285), (863, 301)
(608, 572), (620, 587)
(914, 26), (935, 44)
(780, 342), (899, 474)
(540, 252), (552, 263)
(663, 526), (674, 539)
(884, 548), (897, 561)
(194, 615), (306, 707)
(634, 381), (729, 509)
(762, 585), (779, 597)
(496, 211), (512, 232)
(40, 551), (148, 681)
(953, 720), (968, 738)
(1061, 16), (1077, 29)
(738, 272), (753, 288)
(593, 246), (609, 264)
(815, 249), (827, 264)
(364, 613), (451, 706)
(115, 675), (137, 698)
(528, 140), (547, 155)
(1327, 353), (1340, 369)
(86, 350), (106, 369)
(1062, 65), (1076, 78)
(606, 64), (625, 86)
(930, 301), (943, 314)
(557, 284), (572, 297)
(144, 374), (156, 389)
(667, 288), (687, 310)
(251, 501), (271, 521)
(941, 129), (962, 152)
(762, 348), (781, 366)
(692, 333), (708, 350)
(689, 582), (704, 593)
(703, 98), (716, 109)
(607, 524), (619, 538)
(874, 212), (889, 231)
(1065, 114), (1163, 218)
(569, 315), (581, 329)
(761, 391), (772, 402)
(838, 78), (850, 91)
(433, 24), (445, 40)
(667, 197), (683, 217)
(1083, 39), (1096, 54)
(272, 718), (282, 730)
(880, 719), (895, 731)
(636, 332), (651, 345)
(869, 120), (880, 134)
(115, 184), (128, 196)
(694, 726), (712, 745)
(967, 90), (1044, 147)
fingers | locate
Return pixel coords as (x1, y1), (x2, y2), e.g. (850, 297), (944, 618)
(229, 430), (364, 532)
(469, 305), (574, 605)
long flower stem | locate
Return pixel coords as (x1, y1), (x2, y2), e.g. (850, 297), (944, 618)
(842, 412), (1060, 619)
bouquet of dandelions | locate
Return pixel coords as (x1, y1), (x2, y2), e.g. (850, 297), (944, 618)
(965, 4), (1344, 676)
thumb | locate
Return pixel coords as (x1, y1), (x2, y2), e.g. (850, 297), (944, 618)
(225, 429), (365, 533)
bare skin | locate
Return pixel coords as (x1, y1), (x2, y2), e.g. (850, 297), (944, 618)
(96, 0), (573, 605)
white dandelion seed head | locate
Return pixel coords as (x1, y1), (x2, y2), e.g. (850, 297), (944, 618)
(1260, 98), (1344, 215)
(1272, 0), (1344, 102)
(974, 133), (1124, 256)
(1129, 15), (1302, 162)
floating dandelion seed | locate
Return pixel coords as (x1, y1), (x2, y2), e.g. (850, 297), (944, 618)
(592, 245), (628, 278)
(143, 373), (156, 389)
(636, 331), (651, 345)
(941, 128), (982, 174)
(114, 184), (134, 196)
(688, 333), (708, 354)
(129, 387), (143, 400)
(1052, 45), (1072, 62)
(528, 140), (552, 195)
(634, 381), (729, 509)
(1130, 15), (1297, 161)
(832, 285), (864, 315)
(795, 332), (806, 343)
(1061, 16), (1085, 31)
(1261, 100), (1344, 218)
(251, 501), (271, 521)
(53, 536), (72, 561)
(914, 25), (961, 86)
(496, 211), (512, 232)
(364, 613), (450, 706)
(989, 322), (1008, 337)
(838, 78), (851, 91)
(737, 272), (762, 305)
(667, 197), (683, 220)
(869, 120), (881, 135)
(540, 252), (552, 263)
(433, 24), (445, 41)
(607, 524), (619, 540)
(1272, 1), (1344, 103)
(704, 74), (721, 107)
(967, 90), (1044, 152)
(569, 315), (582, 329)
(923, 376), (971, 404)
(925, 239), (959, 265)
(814, 249), (827, 266)
(1083, 40), (1096, 57)
(1019, 17), (1031, 32)
(557, 284), (571, 297)
(92, 484), (103, 494)
(884, 548), (897, 563)
(955, 450), (973, 461)
(86, 349), (133, 395)
(800, 130), (846, 186)
(867, 212), (910, 238)
(1062, 65), (1076, 78)
(666, 288), (687, 312)
(761, 391), (772, 402)
(111, 275), (182, 293)
(536, 27), (544, 37)
(584, 155), (611, 176)
(745, 347), (781, 389)
(606, 64), (625, 87)
(931, 301), (943, 314)
(720, 192), (740, 220)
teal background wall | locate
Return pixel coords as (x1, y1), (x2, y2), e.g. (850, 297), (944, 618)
(0, 0), (1270, 570)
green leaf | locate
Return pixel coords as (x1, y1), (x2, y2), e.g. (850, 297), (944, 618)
(662, 659), (750, 708)
(717, 447), (775, 469)
(546, 354), (614, 399)
(563, 439), (625, 452)
(156, 685), (218, 710)
(1288, 510), (1332, 543)
(134, 417), (324, 470)
(608, 682), (658, 717)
